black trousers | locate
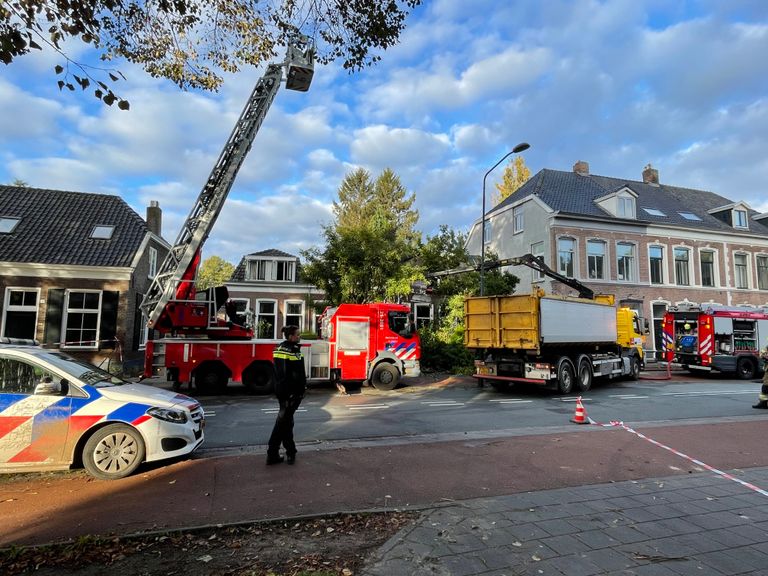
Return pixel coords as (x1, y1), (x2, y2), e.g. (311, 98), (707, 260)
(268, 395), (302, 456)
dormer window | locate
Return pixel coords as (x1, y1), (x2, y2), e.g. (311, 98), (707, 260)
(0, 217), (20, 233)
(91, 225), (114, 239)
(617, 193), (636, 218)
(246, 258), (296, 282)
(733, 209), (748, 229)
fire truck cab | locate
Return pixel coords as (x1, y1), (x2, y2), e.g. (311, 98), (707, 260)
(663, 303), (768, 379)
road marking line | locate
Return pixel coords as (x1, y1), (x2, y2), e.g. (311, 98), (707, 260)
(609, 395), (649, 399)
(422, 402), (465, 407)
(661, 390), (755, 396)
(262, 408), (308, 414)
(558, 397), (591, 402)
(495, 400), (534, 404)
(348, 405), (390, 410)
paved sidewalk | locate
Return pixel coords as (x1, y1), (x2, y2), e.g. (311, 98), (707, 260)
(364, 467), (768, 576)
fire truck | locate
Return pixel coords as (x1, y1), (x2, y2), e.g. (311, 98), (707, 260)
(663, 303), (768, 379)
(139, 35), (421, 394)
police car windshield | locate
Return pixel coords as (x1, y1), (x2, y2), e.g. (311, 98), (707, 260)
(44, 352), (127, 387)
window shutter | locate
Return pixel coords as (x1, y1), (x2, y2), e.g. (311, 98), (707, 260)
(44, 289), (64, 344)
(100, 291), (120, 349)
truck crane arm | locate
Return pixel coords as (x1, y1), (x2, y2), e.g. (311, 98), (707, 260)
(428, 253), (595, 300)
(139, 34), (314, 334)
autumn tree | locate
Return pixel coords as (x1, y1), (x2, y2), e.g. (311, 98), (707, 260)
(492, 156), (531, 205)
(1, 0), (422, 108)
(302, 168), (419, 304)
(196, 255), (235, 290)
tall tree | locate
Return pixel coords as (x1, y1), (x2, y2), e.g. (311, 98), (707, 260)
(302, 168), (419, 304)
(196, 255), (235, 290)
(1, 1), (422, 108)
(493, 156), (531, 205)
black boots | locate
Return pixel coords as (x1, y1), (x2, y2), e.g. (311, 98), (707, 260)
(752, 401), (768, 409)
(266, 454), (284, 465)
(286, 453), (296, 465)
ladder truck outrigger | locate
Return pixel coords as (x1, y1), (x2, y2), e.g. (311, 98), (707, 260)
(431, 254), (647, 393)
(140, 36), (422, 394)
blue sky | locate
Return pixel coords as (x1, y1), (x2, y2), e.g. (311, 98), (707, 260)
(2, 0), (768, 265)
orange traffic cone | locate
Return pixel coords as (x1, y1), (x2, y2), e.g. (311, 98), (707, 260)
(571, 396), (588, 425)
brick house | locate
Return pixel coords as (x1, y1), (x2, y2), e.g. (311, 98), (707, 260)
(467, 162), (768, 358)
(226, 249), (325, 338)
(0, 186), (169, 372)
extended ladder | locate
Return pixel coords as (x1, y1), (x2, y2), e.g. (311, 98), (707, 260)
(140, 37), (314, 330)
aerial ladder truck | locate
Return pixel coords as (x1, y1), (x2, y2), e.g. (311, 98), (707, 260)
(139, 35), (315, 392)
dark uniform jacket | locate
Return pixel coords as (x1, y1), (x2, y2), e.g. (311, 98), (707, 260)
(273, 340), (307, 399)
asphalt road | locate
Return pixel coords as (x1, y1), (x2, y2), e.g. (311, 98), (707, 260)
(194, 372), (765, 451)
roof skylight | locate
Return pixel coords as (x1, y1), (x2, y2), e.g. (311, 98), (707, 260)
(642, 208), (666, 217)
(678, 212), (702, 221)
(0, 217), (20, 233)
(91, 225), (115, 239)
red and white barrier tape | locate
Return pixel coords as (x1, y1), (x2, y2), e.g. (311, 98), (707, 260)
(590, 417), (768, 498)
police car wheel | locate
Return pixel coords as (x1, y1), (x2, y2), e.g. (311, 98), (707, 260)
(82, 424), (146, 480)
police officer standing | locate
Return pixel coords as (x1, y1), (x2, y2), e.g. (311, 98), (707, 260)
(267, 325), (307, 464)
(754, 339), (768, 410)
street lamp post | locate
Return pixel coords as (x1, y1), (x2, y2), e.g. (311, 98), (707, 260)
(480, 142), (530, 296)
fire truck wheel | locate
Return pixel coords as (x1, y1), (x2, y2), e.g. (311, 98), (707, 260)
(576, 355), (593, 392)
(556, 357), (575, 395)
(370, 363), (400, 391)
(195, 365), (228, 394)
(82, 424), (145, 480)
(242, 364), (275, 395)
(629, 356), (641, 381)
(736, 357), (757, 380)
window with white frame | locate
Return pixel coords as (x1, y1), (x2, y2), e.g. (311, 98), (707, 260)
(557, 238), (575, 277)
(0, 217), (20, 234)
(275, 260), (294, 282)
(733, 209), (748, 229)
(247, 260), (267, 281)
(758, 255), (768, 291)
(2, 288), (39, 340)
(587, 240), (606, 280)
(531, 241), (545, 280)
(674, 248), (690, 286)
(617, 193), (636, 218)
(483, 219), (491, 244)
(649, 246), (664, 285)
(513, 206), (524, 234)
(63, 290), (101, 349)
(285, 300), (304, 331)
(148, 247), (158, 278)
(255, 300), (276, 338)
(616, 243), (635, 282)
(700, 250), (716, 287)
(734, 253), (749, 289)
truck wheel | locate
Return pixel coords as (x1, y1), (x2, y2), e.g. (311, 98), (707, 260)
(629, 356), (641, 381)
(242, 364), (275, 395)
(491, 381), (511, 392)
(736, 357), (756, 380)
(576, 356), (593, 392)
(82, 424), (145, 480)
(556, 358), (575, 395)
(195, 365), (228, 394)
(370, 363), (400, 391)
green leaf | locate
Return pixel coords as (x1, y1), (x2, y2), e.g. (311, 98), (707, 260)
(103, 93), (116, 106)
(54, 65), (64, 74)
(117, 99), (130, 111)
(28, 40), (41, 50)
(108, 73), (119, 82)
(57, 80), (64, 91)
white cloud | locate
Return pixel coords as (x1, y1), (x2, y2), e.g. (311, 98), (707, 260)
(350, 125), (451, 169)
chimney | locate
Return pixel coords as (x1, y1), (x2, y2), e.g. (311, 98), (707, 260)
(642, 163), (659, 185)
(146, 200), (162, 237)
(573, 160), (589, 176)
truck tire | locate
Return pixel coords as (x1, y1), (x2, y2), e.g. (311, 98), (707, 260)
(491, 381), (511, 392)
(195, 364), (228, 394)
(370, 363), (400, 391)
(82, 424), (145, 480)
(556, 357), (575, 395)
(576, 355), (593, 392)
(242, 364), (275, 395)
(736, 357), (756, 380)
(629, 356), (641, 381)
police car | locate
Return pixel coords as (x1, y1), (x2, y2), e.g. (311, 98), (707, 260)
(0, 339), (204, 480)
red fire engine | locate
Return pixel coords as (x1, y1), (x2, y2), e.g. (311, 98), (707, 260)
(140, 36), (421, 394)
(663, 303), (768, 379)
